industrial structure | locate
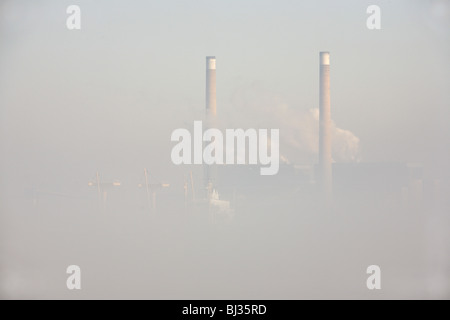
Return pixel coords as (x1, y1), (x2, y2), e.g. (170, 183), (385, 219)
(204, 56), (218, 199)
(319, 52), (332, 200)
(27, 52), (427, 222)
(88, 172), (121, 210)
(137, 168), (170, 213)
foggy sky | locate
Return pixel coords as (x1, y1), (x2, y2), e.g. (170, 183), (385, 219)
(1, 0), (449, 184)
(0, 0), (449, 300)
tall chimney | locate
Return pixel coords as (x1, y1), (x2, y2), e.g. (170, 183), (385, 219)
(205, 56), (217, 197)
(206, 56), (217, 119)
(319, 52), (332, 198)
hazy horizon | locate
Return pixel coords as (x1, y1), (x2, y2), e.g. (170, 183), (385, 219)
(1, 0), (449, 300)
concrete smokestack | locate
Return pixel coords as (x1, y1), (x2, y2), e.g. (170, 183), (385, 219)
(206, 56), (217, 119)
(205, 56), (217, 197)
(319, 52), (332, 198)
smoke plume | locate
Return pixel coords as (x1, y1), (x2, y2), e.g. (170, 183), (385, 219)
(221, 85), (361, 164)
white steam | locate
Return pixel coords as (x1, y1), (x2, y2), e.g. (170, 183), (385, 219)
(221, 86), (361, 164)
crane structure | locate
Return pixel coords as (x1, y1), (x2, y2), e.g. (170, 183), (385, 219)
(138, 168), (169, 213)
(88, 172), (121, 210)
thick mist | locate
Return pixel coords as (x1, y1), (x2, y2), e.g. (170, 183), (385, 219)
(0, 0), (449, 299)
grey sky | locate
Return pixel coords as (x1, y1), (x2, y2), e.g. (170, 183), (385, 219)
(1, 1), (449, 184)
(1, 0), (450, 300)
